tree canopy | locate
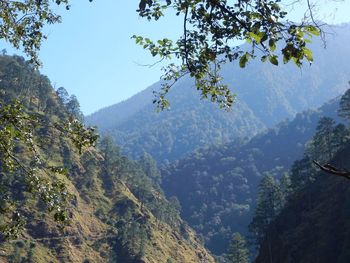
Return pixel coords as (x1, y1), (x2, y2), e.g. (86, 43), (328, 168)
(226, 232), (250, 263)
(136, 0), (321, 109)
(0, 0), (328, 240)
(0, 0), (322, 108)
(339, 88), (350, 123)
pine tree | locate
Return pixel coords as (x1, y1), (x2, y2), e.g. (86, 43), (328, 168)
(165, 196), (181, 227)
(226, 232), (250, 263)
(290, 156), (315, 192)
(312, 117), (335, 162)
(331, 124), (350, 152)
(56, 87), (69, 105)
(279, 173), (292, 204)
(339, 88), (350, 123)
(249, 174), (284, 246)
(66, 94), (84, 121)
(138, 152), (161, 186)
(99, 136), (120, 192)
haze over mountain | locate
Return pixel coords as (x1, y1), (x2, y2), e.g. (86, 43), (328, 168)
(2, 0), (350, 260)
(2, 52), (349, 261)
(86, 24), (350, 163)
(161, 96), (342, 255)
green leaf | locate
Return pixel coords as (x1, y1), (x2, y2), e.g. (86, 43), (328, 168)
(305, 26), (320, 36)
(248, 32), (263, 44)
(239, 53), (249, 68)
(269, 39), (276, 52)
(139, 0), (146, 10)
(269, 55), (278, 66)
(303, 47), (313, 62)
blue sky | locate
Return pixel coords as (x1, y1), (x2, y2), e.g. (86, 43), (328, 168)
(2, 0), (350, 114)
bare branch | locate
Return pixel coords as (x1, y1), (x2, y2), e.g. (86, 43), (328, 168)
(133, 57), (166, 68)
(313, 160), (350, 179)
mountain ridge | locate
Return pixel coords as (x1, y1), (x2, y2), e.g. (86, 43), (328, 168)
(255, 135), (350, 263)
(160, 95), (342, 255)
(0, 54), (214, 263)
(86, 23), (350, 163)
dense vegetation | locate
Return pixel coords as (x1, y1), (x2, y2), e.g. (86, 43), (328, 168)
(160, 95), (342, 255)
(0, 54), (99, 239)
(87, 24), (350, 164)
(3, 53), (349, 261)
(88, 83), (264, 163)
(0, 55), (214, 263)
(2, 0), (350, 261)
(253, 90), (350, 262)
(254, 147), (350, 263)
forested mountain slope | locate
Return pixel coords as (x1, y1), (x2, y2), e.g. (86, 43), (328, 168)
(86, 24), (350, 163)
(161, 96), (342, 255)
(0, 55), (214, 263)
(255, 136), (350, 263)
(88, 81), (265, 163)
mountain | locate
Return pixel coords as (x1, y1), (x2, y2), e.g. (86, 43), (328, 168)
(88, 81), (265, 163)
(86, 24), (350, 163)
(255, 132), (350, 263)
(160, 96), (342, 255)
(0, 55), (214, 263)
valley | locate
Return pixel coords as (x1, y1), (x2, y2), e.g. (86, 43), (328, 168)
(1, 2), (350, 261)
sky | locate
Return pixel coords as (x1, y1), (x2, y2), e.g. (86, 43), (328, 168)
(1, 0), (350, 115)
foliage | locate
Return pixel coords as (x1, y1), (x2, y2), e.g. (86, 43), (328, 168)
(0, 0), (66, 66)
(136, 0), (320, 109)
(339, 88), (350, 124)
(138, 152), (161, 185)
(287, 117), (341, 190)
(0, 55), (214, 263)
(308, 118), (350, 164)
(96, 136), (182, 230)
(225, 232), (250, 263)
(0, 96), (68, 238)
(0, 0), (320, 82)
(279, 173), (292, 199)
(248, 174), (284, 247)
(254, 131), (350, 263)
(311, 117), (336, 161)
(87, 24), (350, 164)
(0, 55), (98, 239)
(282, 98), (350, 193)
(289, 155), (316, 192)
(98, 136), (120, 193)
(88, 85), (264, 163)
(65, 95), (84, 122)
(0, 0), (97, 66)
(160, 98), (340, 254)
(87, 134), (210, 262)
(253, 89), (350, 262)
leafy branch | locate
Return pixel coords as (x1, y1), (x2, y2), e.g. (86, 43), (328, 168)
(135, 0), (321, 110)
(0, 94), (98, 239)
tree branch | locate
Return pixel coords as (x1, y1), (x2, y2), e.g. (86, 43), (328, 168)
(313, 160), (350, 180)
(183, 2), (193, 72)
